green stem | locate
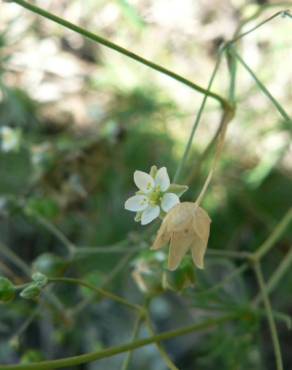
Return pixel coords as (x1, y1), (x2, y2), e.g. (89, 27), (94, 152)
(232, 50), (291, 123)
(0, 314), (236, 370)
(194, 107), (235, 206)
(186, 6), (290, 186)
(0, 242), (66, 314)
(144, 313), (179, 370)
(245, 307), (291, 329)
(226, 46), (237, 103)
(251, 208), (292, 261)
(9, 307), (39, 343)
(233, 3), (291, 40)
(11, 0), (228, 108)
(71, 249), (136, 316)
(253, 262), (283, 370)
(254, 246), (292, 305)
(207, 248), (251, 260)
(228, 11), (287, 45)
(196, 263), (248, 297)
(173, 51), (223, 182)
(0, 241), (31, 275)
(30, 213), (76, 255)
(121, 315), (143, 370)
(48, 277), (141, 312)
(192, 46), (236, 205)
(74, 244), (143, 255)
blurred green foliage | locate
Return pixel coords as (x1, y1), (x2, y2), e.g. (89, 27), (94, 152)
(0, 1), (291, 370)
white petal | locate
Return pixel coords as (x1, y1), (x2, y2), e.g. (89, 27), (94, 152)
(125, 195), (149, 212)
(155, 167), (170, 191)
(161, 193), (180, 212)
(134, 171), (154, 193)
(141, 205), (160, 225)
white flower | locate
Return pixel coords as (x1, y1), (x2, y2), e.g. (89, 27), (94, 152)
(125, 166), (188, 225)
(0, 126), (21, 153)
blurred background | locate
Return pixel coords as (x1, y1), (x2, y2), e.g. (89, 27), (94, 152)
(0, 0), (291, 369)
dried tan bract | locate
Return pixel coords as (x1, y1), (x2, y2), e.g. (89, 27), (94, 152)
(151, 202), (211, 270)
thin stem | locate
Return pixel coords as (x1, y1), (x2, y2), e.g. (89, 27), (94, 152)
(194, 107), (235, 206)
(74, 244), (144, 255)
(255, 309), (291, 330)
(185, 111), (224, 185)
(121, 315), (143, 370)
(196, 263), (248, 297)
(254, 246), (292, 305)
(9, 308), (39, 343)
(226, 46), (237, 103)
(0, 314), (236, 370)
(253, 262), (283, 370)
(0, 260), (19, 281)
(232, 50), (291, 123)
(103, 250), (137, 287)
(48, 277), (141, 312)
(173, 51), (223, 182)
(228, 11), (287, 45)
(233, 3), (292, 39)
(193, 46), (236, 205)
(251, 208), (292, 261)
(11, 0), (228, 108)
(144, 313), (179, 370)
(30, 213), (76, 255)
(0, 242), (66, 314)
(0, 241), (31, 275)
(72, 250), (136, 315)
(186, 6), (291, 186)
(207, 248), (251, 260)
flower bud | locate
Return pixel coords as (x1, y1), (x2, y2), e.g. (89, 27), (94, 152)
(20, 284), (41, 300)
(32, 272), (48, 288)
(0, 277), (16, 303)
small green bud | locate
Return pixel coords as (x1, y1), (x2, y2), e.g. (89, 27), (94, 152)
(0, 277), (16, 303)
(32, 272), (48, 288)
(167, 184), (189, 197)
(20, 284), (41, 300)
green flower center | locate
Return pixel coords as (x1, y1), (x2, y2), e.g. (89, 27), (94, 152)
(149, 189), (162, 205)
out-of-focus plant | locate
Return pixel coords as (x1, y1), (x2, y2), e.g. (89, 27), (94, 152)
(0, 1), (291, 370)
